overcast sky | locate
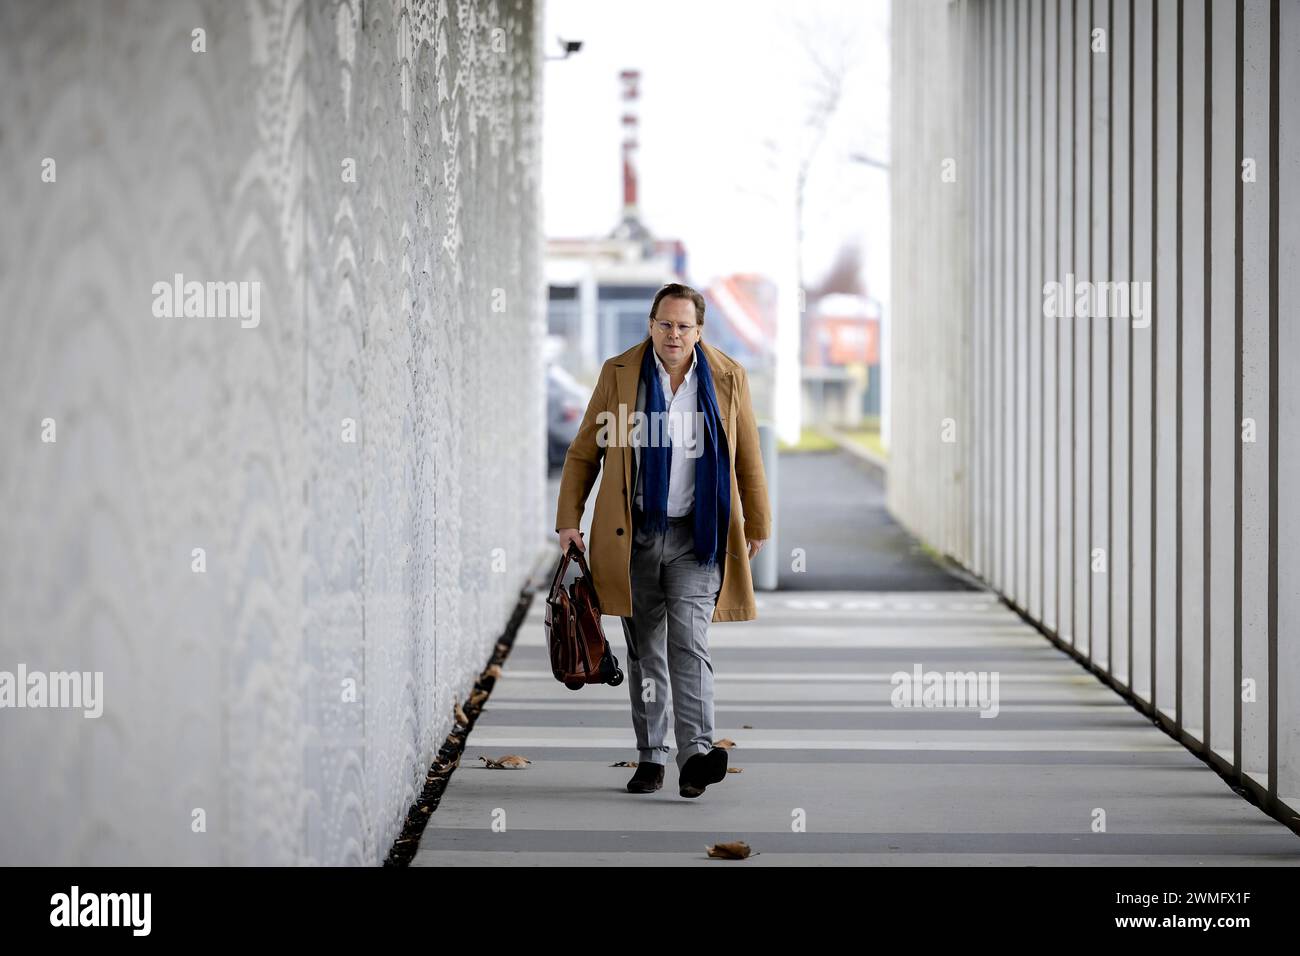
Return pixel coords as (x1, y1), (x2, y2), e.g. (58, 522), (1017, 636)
(541, 0), (891, 306)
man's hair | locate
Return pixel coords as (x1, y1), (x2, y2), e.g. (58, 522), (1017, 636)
(649, 283), (706, 327)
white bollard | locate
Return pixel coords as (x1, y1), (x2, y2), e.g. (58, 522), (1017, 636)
(752, 422), (778, 590)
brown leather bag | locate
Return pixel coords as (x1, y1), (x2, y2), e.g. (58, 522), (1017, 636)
(545, 543), (625, 690)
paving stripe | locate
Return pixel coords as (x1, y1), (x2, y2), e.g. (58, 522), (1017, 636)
(462, 727), (1186, 751)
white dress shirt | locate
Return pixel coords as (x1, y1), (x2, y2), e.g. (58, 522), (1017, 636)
(635, 346), (700, 518)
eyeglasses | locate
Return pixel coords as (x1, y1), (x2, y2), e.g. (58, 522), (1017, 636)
(652, 320), (698, 336)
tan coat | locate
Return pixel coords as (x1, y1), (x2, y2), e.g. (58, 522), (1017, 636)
(555, 338), (771, 622)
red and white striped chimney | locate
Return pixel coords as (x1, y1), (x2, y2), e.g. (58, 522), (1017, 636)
(619, 69), (640, 218)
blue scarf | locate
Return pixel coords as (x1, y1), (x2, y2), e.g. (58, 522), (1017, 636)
(637, 339), (730, 568)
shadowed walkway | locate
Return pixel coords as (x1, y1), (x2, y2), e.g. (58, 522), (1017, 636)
(409, 462), (1300, 864)
(412, 589), (1300, 865)
(775, 449), (975, 591)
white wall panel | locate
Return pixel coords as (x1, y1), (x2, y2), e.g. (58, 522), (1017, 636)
(1154, 0), (1180, 719)
(891, 0), (1299, 830)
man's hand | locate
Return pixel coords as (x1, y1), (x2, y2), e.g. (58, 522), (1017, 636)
(558, 528), (585, 554)
(746, 538), (766, 560)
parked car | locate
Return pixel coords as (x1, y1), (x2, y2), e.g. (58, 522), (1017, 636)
(547, 363), (591, 471)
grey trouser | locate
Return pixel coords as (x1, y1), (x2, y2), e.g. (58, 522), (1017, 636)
(619, 510), (724, 772)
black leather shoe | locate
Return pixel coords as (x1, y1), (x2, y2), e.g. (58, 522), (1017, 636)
(626, 761), (665, 793)
(678, 747), (728, 798)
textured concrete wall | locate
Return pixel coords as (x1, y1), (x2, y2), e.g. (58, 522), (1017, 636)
(891, 0), (1300, 824)
(0, 0), (545, 865)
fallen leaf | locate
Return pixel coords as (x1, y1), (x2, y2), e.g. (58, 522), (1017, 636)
(469, 689), (489, 708)
(713, 738), (736, 750)
(479, 754), (532, 769)
(611, 760), (637, 767)
(454, 703), (469, 725)
(742, 724), (753, 729)
(706, 841), (751, 859)
(484, 664), (503, 679)
(726, 767), (743, 773)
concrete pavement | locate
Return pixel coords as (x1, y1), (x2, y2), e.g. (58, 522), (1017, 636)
(775, 449), (976, 591)
(408, 452), (1300, 865)
(412, 589), (1300, 865)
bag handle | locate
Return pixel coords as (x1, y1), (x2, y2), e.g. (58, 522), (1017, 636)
(569, 543), (593, 581)
(566, 545), (601, 615)
(549, 541), (594, 599)
(549, 545), (574, 598)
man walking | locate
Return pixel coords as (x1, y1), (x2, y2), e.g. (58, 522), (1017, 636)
(555, 283), (771, 798)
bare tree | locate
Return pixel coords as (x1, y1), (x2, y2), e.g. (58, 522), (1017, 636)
(737, 5), (871, 355)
